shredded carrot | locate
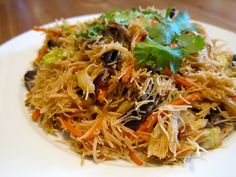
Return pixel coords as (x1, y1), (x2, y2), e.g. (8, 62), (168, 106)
(32, 26), (47, 32)
(85, 110), (105, 140)
(174, 75), (193, 88)
(129, 150), (143, 166)
(163, 68), (194, 88)
(61, 118), (83, 137)
(97, 88), (106, 102)
(171, 92), (202, 105)
(125, 131), (150, 141)
(124, 132), (136, 139)
(62, 110), (105, 141)
(32, 26), (61, 35)
(163, 67), (172, 76)
(122, 65), (133, 84)
(32, 109), (41, 121)
(34, 46), (47, 64)
(232, 96), (236, 103)
(135, 131), (151, 140)
(135, 34), (143, 43)
(138, 113), (158, 131)
(61, 118), (93, 149)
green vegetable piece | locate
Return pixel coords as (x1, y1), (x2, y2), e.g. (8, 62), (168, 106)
(174, 11), (196, 32)
(76, 31), (87, 38)
(147, 19), (180, 45)
(147, 11), (197, 45)
(87, 24), (105, 38)
(76, 23), (105, 39)
(134, 9), (204, 73)
(139, 8), (161, 19)
(101, 9), (130, 25)
(43, 49), (64, 64)
(100, 8), (161, 25)
(176, 34), (205, 56)
(134, 37), (182, 72)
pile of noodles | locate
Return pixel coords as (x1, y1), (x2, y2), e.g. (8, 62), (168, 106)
(25, 8), (236, 166)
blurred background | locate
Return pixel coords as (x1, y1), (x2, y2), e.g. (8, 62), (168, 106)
(0, 0), (236, 44)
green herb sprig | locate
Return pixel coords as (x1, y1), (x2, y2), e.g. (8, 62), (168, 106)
(134, 10), (205, 72)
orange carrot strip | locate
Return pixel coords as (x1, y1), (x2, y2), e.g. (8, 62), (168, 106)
(124, 132), (136, 139)
(174, 75), (193, 88)
(129, 150), (143, 166)
(61, 118), (93, 150)
(135, 34), (143, 43)
(135, 131), (151, 140)
(32, 109), (41, 121)
(32, 26), (47, 32)
(163, 68), (194, 88)
(171, 92), (202, 105)
(138, 113), (158, 132)
(34, 46), (47, 64)
(232, 96), (236, 103)
(122, 65), (133, 84)
(85, 111), (105, 140)
(124, 131), (150, 141)
(32, 26), (61, 35)
(61, 118), (83, 137)
(163, 67), (172, 76)
(97, 88), (106, 102)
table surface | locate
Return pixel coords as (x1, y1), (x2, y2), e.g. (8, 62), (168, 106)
(0, 0), (236, 44)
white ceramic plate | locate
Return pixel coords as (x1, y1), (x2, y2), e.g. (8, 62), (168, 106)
(0, 14), (236, 177)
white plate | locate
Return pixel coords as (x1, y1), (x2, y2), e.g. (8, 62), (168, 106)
(0, 14), (236, 177)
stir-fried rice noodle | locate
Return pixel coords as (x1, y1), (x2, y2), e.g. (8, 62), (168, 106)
(25, 7), (236, 166)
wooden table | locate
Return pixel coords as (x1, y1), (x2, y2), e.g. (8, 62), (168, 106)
(1, 0), (236, 44)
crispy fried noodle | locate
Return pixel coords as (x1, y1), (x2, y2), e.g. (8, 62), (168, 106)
(24, 7), (236, 166)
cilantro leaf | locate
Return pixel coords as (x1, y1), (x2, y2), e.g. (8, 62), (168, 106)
(176, 34), (205, 56)
(147, 18), (180, 45)
(76, 24), (105, 39)
(76, 30), (87, 38)
(147, 11), (197, 45)
(174, 11), (197, 32)
(134, 37), (183, 72)
(139, 8), (161, 19)
(100, 8), (161, 25)
(134, 10), (204, 73)
(87, 24), (105, 38)
(100, 9), (132, 25)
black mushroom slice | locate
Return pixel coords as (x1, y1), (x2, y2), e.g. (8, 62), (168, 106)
(106, 22), (131, 49)
(108, 22), (130, 40)
(124, 96), (160, 131)
(231, 54), (236, 66)
(123, 81), (160, 130)
(93, 70), (110, 99)
(169, 7), (176, 19)
(101, 49), (119, 65)
(93, 70), (106, 89)
(47, 39), (57, 49)
(24, 69), (37, 91)
(232, 54), (236, 62)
